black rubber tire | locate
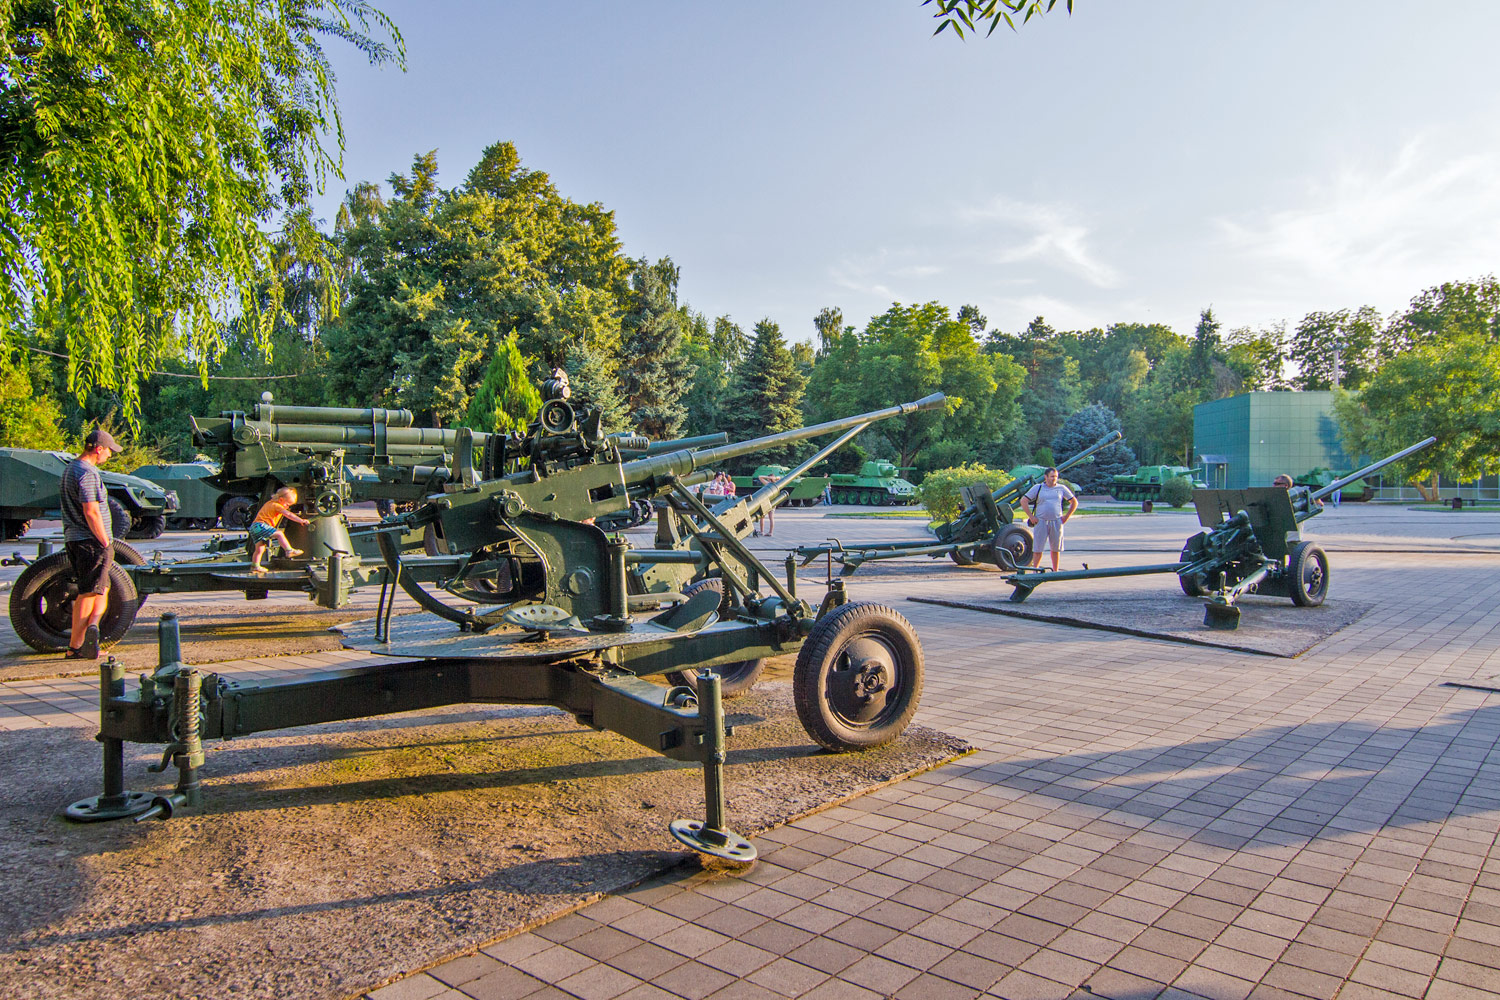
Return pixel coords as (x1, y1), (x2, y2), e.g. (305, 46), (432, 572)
(1288, 541), (1330, 607)
(793, 602), (924, 751)
(219, 495), (256, 530)
(127, 513), (166, 539)
(8, 551), (141, 652)
(107, 497), (131, 539)
(1178, 542), (1209, 597)
(665, 579), (764, 697)
(993, 524), (1034, 568)
(948, 548), (975, 566)
(374, 499), (396, 519)
(1, 518), (30, 541)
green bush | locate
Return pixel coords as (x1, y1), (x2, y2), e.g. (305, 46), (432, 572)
(917, 463), (1008, 522)
(1160, 475), (1195, 508)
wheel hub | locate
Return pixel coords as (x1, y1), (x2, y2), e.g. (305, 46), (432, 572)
(830, 636), (898, 725)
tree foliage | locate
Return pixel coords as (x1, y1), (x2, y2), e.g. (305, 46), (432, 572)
(617, 258), (695, 438)
(0, 0), (402, 424)
(723, 319), (806, 463)
(325, 144), (630, 424)
(924, 0), (1072, 38)
(464, 332), (541, 435)
(1050, 404), (1136, 493)
(1289, 307), (1389, 390)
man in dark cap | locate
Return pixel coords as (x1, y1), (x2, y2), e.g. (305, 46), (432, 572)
(61, 428), (121, 658)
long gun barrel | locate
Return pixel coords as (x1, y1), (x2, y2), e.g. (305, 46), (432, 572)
(616, 433), (729, 459)
(251, 404), (415, 427)
(992, 430), (1122, 505)
(622, 393), (947, 483)
(1308, 437), (1436, 503)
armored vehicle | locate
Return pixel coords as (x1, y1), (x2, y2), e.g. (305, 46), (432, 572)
(1107, 465), (1207, 503)
(130, 462), (258, 530)
(0, 447), (178, 540)
(828, 460), (918, 505)
(731, 464), (829, 506)
(1294, 467), (1371, 501)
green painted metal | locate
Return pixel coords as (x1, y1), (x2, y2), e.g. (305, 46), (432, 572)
(827, 460), (919, 505)
(1107, 464), (1208, 502)
(730, 465), (830, 507)
(795, 431), (1123, 574)
(0, 447), (179, 540)
(63, 379), (943, 864)
(1003, 438), (1436, 628)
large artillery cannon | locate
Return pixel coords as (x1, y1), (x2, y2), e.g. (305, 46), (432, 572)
(1001, 438), (1437, 629)
(795, 431), (1122, 574)
(65, 380), (947, 865)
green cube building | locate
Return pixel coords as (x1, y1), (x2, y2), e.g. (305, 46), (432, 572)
(1192, 391), (1350, 490)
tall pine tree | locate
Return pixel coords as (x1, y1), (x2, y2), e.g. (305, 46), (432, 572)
(725, 319), (807, 465)
(617, 258), (695, 438)
(463, 332), (541, 435)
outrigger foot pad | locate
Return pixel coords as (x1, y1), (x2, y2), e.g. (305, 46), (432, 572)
(669, 818), (757, 864)
(65, 791), (156, 822)
(1203, 601), (1241, 630)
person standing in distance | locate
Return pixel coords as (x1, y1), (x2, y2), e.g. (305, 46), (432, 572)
(61, 428), (122, 658)
(1018, 467), (1077, 572)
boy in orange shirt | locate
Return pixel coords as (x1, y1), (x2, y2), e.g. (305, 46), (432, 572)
(248, 487), (310, 573)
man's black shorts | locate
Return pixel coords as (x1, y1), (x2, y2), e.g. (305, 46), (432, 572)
(66, 539), (113, 595)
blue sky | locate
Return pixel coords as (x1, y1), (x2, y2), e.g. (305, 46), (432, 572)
(314, 1), (1500, 344)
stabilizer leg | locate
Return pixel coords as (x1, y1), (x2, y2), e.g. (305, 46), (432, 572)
(669, 669), (756, 864)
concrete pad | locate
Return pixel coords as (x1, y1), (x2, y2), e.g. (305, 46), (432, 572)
(911, 591), (1374, 658)
(0, 684), (966, 1000)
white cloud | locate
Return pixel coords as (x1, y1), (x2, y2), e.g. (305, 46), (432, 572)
(827, 250), (944, 303)
(958, 196), (1123, 289)
(1216, 137), (1500, 297)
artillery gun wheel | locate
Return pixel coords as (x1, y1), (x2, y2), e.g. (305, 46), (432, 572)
(794, 602), (923, 751)
(1178, 540), (1208, 597)
(8, 552), (141, 653)
(948, 548), (975, 566)
(1288, 541), (1330, 607)
(1, 518), (30, 540)
(665, 579), (765, 698)
(992, 524), (1033, 568)
(219, 495), (256, 530)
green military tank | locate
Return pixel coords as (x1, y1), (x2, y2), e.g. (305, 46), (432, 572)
(0, 447), (179, 540)
(731, 464), (830, 507)
(1107, 465), (1207, 503)
(1294, 467), (1371, 501)
(827, 460), (919, 506)
(130, 462), (261, 530)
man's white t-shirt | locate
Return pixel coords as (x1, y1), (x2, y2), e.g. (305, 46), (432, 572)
(1024, 482), (1076, 520)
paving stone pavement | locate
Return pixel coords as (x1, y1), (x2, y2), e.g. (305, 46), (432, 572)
(7, 506), (1500, 999)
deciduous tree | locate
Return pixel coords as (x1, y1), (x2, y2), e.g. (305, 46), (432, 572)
(0, 0), (402, 423)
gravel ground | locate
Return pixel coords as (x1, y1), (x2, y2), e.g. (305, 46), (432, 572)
(0, 684), (967, 1000)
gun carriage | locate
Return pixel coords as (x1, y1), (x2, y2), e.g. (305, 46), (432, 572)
(795, 431), (1122, 575)
(1001, 438), (1436, 629)
(64, 377), (947, 864)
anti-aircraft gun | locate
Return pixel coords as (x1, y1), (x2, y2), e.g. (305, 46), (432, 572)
(794, 431), (1123, 575)
(63, 379), (947, 866)
(1001, 438), (1437, 629)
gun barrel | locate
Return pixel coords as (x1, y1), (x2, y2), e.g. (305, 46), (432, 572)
(618, 432), (730, 458)
(250, 404), (415, 427)
(247, 423), (490, 449)
(991, 430), (1123, 504)
(1310, 437), (1436, 502)
(623, 393), (946, 482)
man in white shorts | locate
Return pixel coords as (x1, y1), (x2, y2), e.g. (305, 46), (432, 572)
(1019, 467), (1077, 571)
